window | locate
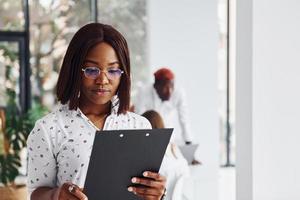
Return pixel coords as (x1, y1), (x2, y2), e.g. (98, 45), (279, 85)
(218, 0), (235, 167)
(0, 0), (24, 31)
(0, 0), (149, 109)
(0, 42), (20, 107)
(29, 0), (92, 107)
(1, 0), (30, 113)
(98, 0), (148, 94)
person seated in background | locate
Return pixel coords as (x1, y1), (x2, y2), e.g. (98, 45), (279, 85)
(142, 110), (190, 200)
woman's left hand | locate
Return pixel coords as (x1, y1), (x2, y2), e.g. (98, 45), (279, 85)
(128, 171), (166, 200)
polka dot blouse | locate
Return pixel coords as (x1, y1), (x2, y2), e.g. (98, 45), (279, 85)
(26, 96), (151, 195)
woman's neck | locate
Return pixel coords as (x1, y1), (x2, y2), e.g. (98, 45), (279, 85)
(79, 101), (110, 130)
(79, 100), (111, 117)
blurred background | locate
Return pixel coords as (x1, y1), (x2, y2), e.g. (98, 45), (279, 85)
(1, 0), (233, 199)
(1, 0), (300, 200)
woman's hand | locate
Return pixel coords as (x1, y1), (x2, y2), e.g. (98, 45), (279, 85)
(128, 171), (166, 200)
(53, 182), (88, 200)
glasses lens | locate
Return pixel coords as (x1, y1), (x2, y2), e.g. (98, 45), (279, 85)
(84, 67), (99, 79)
(107, 69), (123, 79)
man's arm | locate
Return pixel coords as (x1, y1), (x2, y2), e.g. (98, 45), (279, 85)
(176, 88), (193, 143)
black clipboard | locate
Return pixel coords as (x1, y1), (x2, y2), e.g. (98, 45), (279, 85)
(83, 128), (173, 200)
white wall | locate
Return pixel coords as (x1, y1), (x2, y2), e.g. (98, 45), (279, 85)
(235, 0), (253, 199)
(147, 0), (219, 199)
(236, 0), (300, 199)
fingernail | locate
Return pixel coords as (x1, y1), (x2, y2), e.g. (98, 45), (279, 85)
(128, 187), (133, 192)
(143, 171), (148, 176)
(131, 178), (137, 183)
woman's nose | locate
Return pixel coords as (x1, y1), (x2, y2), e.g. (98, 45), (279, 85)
(95, 71), (109, 84)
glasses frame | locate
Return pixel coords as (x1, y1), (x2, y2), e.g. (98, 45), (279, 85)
(81, 66), (124, 80)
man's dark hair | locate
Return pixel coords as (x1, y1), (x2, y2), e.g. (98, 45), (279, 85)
(56, 23), (131, 114)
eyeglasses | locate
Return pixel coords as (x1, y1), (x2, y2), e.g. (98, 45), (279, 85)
(81, 67), (124, 80)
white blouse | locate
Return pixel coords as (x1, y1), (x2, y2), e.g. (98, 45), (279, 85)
(27, 96), (151, 195)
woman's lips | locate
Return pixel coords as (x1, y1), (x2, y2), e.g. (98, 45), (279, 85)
(92, 88), (110, 96)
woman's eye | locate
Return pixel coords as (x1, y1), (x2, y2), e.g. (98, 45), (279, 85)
(108, 69), (120, 74)
(87, 68), (98, 73)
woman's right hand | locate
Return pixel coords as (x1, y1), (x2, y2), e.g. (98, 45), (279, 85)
(53, 182), (88, 200)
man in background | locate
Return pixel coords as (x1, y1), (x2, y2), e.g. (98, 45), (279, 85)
(134, 67), (193, 145)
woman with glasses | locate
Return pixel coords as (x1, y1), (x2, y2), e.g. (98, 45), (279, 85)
(27, 23), (167, 200)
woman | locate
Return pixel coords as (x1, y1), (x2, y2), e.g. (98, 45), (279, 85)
(142, 110), (190, 200)
(27, 23), (166, 200)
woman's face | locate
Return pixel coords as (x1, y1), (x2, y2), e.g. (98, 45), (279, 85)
(80, 42), (122, 108)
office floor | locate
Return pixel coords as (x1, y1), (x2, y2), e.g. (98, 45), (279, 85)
(181, 165), (235, 200)
(219, 167), (236, 200)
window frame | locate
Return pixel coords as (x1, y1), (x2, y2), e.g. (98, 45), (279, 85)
(0, 0), (99, 113)
(0, 0), (30, 113)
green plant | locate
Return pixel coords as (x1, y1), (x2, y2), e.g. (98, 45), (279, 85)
(0, 89), (48, 185)
(0, 92), (48, 185)
(0, 43), (48, 185)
